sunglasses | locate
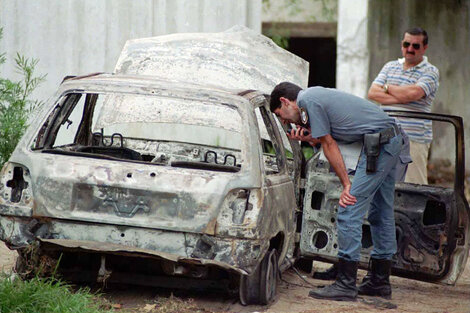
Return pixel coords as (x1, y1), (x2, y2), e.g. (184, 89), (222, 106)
(402, 41), (421, 49)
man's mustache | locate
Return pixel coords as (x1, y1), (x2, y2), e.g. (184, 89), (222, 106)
(406, 51), (415, 55)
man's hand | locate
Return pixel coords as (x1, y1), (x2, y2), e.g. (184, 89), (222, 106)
(339, 184), (357, 208)
(287, 126), (309, 140)
(287, 126), (320, 146)
(368, 84), (401, 104)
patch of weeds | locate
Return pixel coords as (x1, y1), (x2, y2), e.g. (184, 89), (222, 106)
(138, 294), (214, 313)
(15, 243), (61, 280)
(0, 274), (114, 313)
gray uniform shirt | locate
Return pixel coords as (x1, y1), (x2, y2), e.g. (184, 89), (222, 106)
(297, 87), (395, 143)
(298, 86), (411, 181)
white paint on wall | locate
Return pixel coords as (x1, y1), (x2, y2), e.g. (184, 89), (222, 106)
(262, 0), (337, 23)
(335, 0), (369, 97)
(0, 0), (261, 102)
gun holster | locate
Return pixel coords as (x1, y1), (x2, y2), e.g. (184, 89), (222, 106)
(364, 133), (381, 174)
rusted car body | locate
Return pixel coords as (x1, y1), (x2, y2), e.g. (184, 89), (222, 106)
(0, 26), (468, 305)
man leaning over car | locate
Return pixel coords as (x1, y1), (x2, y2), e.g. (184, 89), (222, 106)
(270, 82), (408, 301)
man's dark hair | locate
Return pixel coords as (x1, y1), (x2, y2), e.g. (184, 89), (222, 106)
(404, 27), (428, 46)
(269, 82), (302, 112)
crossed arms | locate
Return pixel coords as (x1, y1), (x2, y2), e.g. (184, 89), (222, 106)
(368, 83), (425, 105)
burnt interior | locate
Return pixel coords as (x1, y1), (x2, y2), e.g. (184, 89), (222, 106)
(423, 200), (447, 226)
(33, 92), (243, 172)
(311, 191), (324, 211)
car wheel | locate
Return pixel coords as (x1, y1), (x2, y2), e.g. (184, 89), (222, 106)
(239, 249), (278, 305)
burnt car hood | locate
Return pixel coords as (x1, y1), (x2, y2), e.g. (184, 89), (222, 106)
(26, 154), (252, 235)
(114, 25), (309, 94)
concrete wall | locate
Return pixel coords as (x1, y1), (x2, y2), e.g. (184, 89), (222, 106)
(368, 0), (470, 168)
(262, 0), (337, 23)
(0, 0), (261, 102)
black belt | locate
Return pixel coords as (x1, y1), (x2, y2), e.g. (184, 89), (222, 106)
(379, 124), (399, 144)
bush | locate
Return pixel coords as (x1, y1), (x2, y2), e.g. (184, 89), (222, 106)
(0, 27), (46, 166)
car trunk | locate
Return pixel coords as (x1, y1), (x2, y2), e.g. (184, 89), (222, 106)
(30, 153), (239, 235)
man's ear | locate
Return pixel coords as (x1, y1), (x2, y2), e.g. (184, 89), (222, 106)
(279, 97), (289, 107)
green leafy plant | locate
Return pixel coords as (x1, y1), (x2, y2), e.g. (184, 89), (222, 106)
(0, 275), (114, 313)
(0, 27), (46, 166)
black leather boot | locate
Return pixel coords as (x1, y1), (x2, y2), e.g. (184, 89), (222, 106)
(313, 263), (338, 280)
(358, 258), (392, 299)
(308, 259), (358, 301)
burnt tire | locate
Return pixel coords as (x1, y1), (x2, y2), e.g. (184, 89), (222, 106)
(239, 249), (278, 305)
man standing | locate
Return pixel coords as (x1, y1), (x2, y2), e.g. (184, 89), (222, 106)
(368, 27), (439, 184)
(270, 83), (404, 301)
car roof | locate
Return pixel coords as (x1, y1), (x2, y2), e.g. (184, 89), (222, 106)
(59, 73), (258, 106)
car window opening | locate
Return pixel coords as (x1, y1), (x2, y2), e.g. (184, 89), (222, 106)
(34, 92), (244, 172)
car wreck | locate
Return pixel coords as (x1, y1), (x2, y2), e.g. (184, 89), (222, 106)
(0, 26), (469, 305)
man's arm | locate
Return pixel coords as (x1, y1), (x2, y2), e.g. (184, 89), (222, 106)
(368, 84), (401, 104)
(368, 83), (425, 105)
(319, 134), (357, 207)
(387, 84), (425, 103)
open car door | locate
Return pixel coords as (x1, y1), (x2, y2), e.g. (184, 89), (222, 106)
(299, 111), (469, 285)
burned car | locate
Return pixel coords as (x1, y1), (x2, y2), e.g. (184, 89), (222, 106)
(0, 26), (469, 305)
(0, 27), (308, 305)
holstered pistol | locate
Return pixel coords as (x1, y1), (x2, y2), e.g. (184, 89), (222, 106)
(364, 133), (381, 173)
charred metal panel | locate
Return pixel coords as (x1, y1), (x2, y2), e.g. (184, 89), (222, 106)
(31, 161), (242, 234)
(114, 26), (309, 94)
(301, 156), (464, 283)
(0, 215), (267, 274)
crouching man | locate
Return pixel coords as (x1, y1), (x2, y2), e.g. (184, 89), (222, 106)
(270, 82), (406, 301)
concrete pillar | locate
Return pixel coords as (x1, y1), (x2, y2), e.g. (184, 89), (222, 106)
(336, 0), (369, 97)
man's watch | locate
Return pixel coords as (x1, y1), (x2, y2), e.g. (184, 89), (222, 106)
(383, 84), (389, 94)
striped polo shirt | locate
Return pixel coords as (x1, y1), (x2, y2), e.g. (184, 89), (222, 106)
(373, 56), (439, 143)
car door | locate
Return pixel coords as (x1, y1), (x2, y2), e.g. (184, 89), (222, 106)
(298, 111), (469, 285)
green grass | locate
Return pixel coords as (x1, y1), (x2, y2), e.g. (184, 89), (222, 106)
(0, 275), (114, 313)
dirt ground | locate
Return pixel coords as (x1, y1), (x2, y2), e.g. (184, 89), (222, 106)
(1, 243), (469, 313)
